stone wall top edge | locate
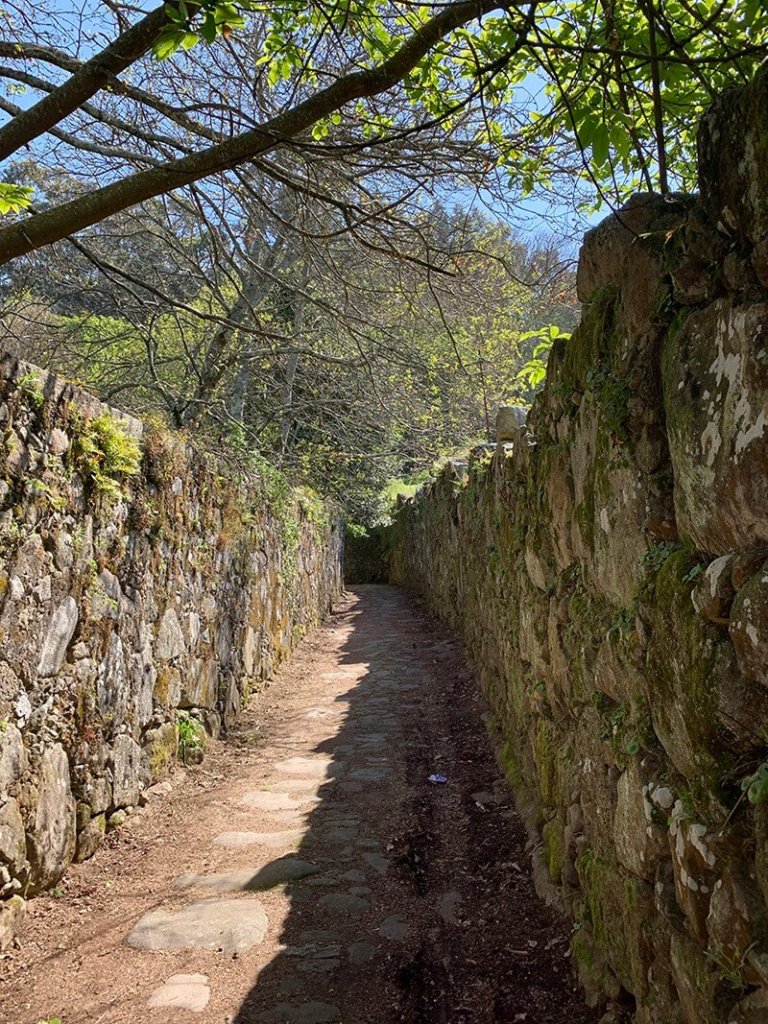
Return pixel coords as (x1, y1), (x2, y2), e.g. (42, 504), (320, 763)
(0, 350), (145, 437)
(0, 350), (340, 517)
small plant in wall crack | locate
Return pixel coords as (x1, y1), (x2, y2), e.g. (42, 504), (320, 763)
(71, 411), (141, 498)
(741, 761), (768, 805)
(704, 941), (755, 991)
(18, 370), (45, 410)
(177, 715), (205, 764)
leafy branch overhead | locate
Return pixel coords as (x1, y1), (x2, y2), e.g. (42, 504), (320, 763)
(0, 1), (765, 252)
(154, 0), (258, 59)
(0, 182), (33, 215)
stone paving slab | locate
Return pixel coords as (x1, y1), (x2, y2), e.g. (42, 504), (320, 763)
(147, 973), (211, 1012)
(213, 829), (305, 849)
(239, 790), (305, 811)
(128, 899), (269, 952)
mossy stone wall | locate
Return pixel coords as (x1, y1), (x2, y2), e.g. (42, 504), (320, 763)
(0, 355), (342, 946)
(382, 75), (768, 1023)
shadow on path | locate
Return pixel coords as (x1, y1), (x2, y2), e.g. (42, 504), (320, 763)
(230, 585), (598, 1024)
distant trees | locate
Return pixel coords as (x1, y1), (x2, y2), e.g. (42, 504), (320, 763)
(1, 168), (576, 518)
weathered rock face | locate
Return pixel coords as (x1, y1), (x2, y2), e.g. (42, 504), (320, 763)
(381, 76), (768, 1023)
(0, 355), (342, 939)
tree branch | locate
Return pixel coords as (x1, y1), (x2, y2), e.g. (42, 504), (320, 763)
(0, 0), (519, 265)
(0, 4), (170, 163)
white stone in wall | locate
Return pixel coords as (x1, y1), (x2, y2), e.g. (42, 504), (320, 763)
(155, 608), (186, 661)
(36, 597), (79, 677)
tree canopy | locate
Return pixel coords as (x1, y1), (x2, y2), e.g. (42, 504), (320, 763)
(0, 0), (763, 520)
(0, 1), (765, 255)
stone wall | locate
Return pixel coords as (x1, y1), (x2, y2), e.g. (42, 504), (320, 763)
(0, 354), (342, 947)
(385, 70), (768, 1023)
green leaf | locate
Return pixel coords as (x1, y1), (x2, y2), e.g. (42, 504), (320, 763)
(163, 2), (184, 22)
(592, 122), (610, 166)
(0, 182), (33, 216)
(153, 28), (186, 60)
(576, 112), (597, 149)
(200, 12), (217, 43)
(610, 124), (631, 161)
(744, 0), (761, 25)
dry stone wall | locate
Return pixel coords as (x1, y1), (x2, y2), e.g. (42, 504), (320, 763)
(385, 70), (768, 1024)
(0, 354), (342, 947)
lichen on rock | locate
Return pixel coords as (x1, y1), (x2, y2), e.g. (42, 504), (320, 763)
(372, 72), (768, 1023)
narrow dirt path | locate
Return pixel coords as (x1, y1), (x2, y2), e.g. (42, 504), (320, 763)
(1, 586), (597, 1024)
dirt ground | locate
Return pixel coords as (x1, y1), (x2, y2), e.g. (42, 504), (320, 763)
(0, 585), (598, 1024)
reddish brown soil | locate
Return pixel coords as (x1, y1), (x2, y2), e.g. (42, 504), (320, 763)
(0, 586), (598, 1024)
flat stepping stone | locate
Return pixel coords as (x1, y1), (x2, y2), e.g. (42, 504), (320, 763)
(266, 782), (329, 798)
(175, 859), (320, 892)
(147, 973), (210, 1012)
(214, 829), (304, 850)
(355, 723), (397, 736)
(240, 791), (303, 811)
(356, 839), (380, 850)
(286, 942), (342, 973)
(322, 667), (364, 679)
(334, 780), (364, 795)
(471, 790), (503, 806)
(278, 978), (306, 996)
(438, 891), (462, 925)
(268, 778), (327, 794)
(303, 708), (335, 719)
(378, 914), (410, 941)
(363, 853), (390, 875)
(128, 899), (268, 952)
(258, 1002), (341, 1023)
(325, 827), (357, 844)
(274, 757), (334, 778)
(340, 869), (367, 883)
(301, 874), (342, 889)
(318, 893), (369, 917)
(348, 941), (376, 964)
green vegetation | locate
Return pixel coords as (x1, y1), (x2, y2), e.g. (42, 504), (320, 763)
(177, 715), (205, 763)
(72, 413), (142, 499)
(516, 326), (571, 390)
(742, 762), (768, 806)
(15, 0), (759, 518)
(18, 370), (44, 409)
(0, 182), (33, 215)
(704, 943), (753, 992)
(2, 0), (766, 244)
